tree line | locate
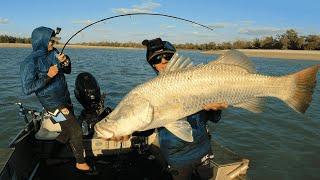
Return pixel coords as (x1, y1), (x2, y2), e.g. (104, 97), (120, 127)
(0, 35), (31, 44)
(1, 29), (319, 50)
(177, 29), (320, 50)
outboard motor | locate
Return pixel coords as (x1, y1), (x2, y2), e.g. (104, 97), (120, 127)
(74, 72), (111, 136)
(75, 72), (102, 111)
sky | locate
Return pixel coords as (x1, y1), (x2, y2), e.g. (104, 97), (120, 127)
(0, 0), (319, 43)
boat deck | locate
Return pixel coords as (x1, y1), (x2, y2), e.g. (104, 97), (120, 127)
(0, 148), (14, 175)
(1, 124), (250, 180)
(36, 151), (171, 180)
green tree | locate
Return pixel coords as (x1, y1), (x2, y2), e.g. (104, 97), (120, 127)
(284, 29), (304, 50)
(260, 36), (275, 49)
(233, 40), (250, 49)
(251, 38), (261, 49)
(304, 35), (320, 50)
(279, 34), (289, 49)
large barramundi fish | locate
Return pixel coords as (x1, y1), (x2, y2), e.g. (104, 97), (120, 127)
(95, 50), (319, 142)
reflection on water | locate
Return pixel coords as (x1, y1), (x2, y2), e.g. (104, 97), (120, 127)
(0, 48), (319, 180)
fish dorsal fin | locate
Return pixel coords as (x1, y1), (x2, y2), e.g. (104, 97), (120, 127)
(233, 98), (264, 113)
(164, 118), (193, 142)
(210, 50), (256, 73)
(162, 53), (194, 73)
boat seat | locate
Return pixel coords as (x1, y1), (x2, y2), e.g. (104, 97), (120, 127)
(35, 112), (61, 140)
(34, 111), (160, 154)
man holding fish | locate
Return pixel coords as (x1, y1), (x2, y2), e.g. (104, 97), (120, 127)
(141, 38), (228, 179)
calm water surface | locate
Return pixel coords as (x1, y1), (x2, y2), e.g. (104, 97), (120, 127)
(0, 48), (319, 180)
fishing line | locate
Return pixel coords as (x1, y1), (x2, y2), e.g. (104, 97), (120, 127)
(59, 13), (214, 54)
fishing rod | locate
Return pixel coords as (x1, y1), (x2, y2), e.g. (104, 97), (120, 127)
(58, 13), (214, 54)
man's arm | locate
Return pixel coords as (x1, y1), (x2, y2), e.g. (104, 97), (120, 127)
(20, 60), (52, 95)
(202, 102), (228, 123)
(202, 110), (222, 123)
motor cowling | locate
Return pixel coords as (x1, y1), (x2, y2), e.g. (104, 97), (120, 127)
(74, 72), (102, 111)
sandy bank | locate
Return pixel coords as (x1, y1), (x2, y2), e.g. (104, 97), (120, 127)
(202, 49), (320, 61)
(0, 43), (31, 48)
(0, 43), (142, 50)
(2, 43), (320, 61)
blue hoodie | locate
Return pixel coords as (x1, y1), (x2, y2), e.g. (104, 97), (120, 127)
(20, 26), (71, 109)
(158, 110), (221, 167)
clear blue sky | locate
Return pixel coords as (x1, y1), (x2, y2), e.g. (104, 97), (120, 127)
(1, 0), (319, 43)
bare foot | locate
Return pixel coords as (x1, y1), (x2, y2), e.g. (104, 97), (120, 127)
(76, 163), (90, 171)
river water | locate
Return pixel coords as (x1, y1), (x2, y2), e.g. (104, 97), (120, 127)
(0, 47), (319, 180)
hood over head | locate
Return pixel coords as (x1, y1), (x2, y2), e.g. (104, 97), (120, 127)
(31, 26), (55, 51)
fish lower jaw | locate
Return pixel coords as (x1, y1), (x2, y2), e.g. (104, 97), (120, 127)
(95, 126), (114, 139)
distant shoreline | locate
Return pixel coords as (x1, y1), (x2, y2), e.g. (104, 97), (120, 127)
(0, 43), (142, 50)
(202, 49), (320, 61)
(1, 43), (320, 61)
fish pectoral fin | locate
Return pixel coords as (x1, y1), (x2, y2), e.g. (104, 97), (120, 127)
(210, 50), (256, 73)
(164, 119), (193, 142)
(135, 100), (154, 124)
(233, 98), (264, 113)
(130, 98), (154, 129)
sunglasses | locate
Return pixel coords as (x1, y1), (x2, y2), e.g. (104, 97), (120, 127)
(149, 53), (173, 66)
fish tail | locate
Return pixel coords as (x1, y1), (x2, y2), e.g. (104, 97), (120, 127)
(285, 65), (319, 113)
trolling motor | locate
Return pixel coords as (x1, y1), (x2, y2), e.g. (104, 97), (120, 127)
(74, 72), (111, 136)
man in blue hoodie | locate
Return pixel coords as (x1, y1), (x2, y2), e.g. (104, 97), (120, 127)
(20, 26), (93, 173)
(142, 38), (228, 180)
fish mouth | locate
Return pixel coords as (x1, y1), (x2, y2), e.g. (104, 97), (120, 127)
(94, 125), (114, 139)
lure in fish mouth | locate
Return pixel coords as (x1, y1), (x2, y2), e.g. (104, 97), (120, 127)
(94, 50), (319, 142)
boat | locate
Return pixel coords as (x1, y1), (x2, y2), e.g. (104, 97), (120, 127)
(0, 72), (250, 180)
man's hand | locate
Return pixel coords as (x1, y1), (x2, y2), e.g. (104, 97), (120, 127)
(108, 135), (131, 142)
(203, 102), (228, 111)
(47, 65), (58, 78)
(57, 53), (67, 63)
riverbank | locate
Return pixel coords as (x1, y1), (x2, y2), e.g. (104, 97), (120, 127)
(2, 43), (320, 61)
(202, 49), (320, 61)
(0, 43), (142, 50)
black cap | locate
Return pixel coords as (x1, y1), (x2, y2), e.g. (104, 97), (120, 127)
(142, 38), (176, 62)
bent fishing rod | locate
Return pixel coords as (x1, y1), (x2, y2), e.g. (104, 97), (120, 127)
(56, 13), (214, 54)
